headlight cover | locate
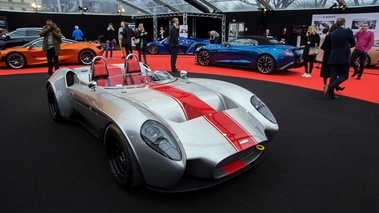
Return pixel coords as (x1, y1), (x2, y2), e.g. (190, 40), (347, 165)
(141, 120), (182, 161)
(250, 95), (277, 124)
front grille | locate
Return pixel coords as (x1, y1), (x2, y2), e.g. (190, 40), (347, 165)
(214, 144), (264, 178)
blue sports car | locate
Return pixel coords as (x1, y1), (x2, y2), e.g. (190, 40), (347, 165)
(195, 35), (304, 74)
(148, 37), (210, 55)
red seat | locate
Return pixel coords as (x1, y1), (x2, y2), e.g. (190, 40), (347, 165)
(92, 64), (109, 86)
(107, 66), (124, 86)
(126, 60), (141, 73)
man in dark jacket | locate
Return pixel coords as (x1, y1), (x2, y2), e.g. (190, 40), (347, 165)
(103, 23), (116, 59)
(120, 22), (134, 56)
(327, 18), (356, 99)
(39, 19), (62, 78)
(169, 18), (179, 72)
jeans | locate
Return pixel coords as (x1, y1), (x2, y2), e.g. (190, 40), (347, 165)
(105, 40), (114, 58)
(46, 47), (59, 75)
(350, 49), (367, 77)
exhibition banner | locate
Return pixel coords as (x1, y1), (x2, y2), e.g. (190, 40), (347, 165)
(311, 12), (378, 40)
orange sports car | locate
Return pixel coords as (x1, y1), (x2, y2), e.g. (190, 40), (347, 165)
(0, 38), (104, 69)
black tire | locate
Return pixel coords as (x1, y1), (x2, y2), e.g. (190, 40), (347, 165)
(6, 52), (26, 69)
(354, 55), (371, 68)
(198, 50), (211, 66)
(256, 55), (276, 74)
(78, 49), (96, 65)
(47, 85), (63, 122)
(148, 44), (159, 54)
(104, 124), (143, 190)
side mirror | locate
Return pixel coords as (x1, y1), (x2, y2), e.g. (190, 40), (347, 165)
(88, 81), (97, 90)
(27, 45), (34, 50)
(180, 70), (187, 79)
(224, 42), (230, 47)
(5, 35), (10, 40)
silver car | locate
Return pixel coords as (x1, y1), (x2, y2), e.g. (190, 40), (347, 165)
(46, 55), (279, 192)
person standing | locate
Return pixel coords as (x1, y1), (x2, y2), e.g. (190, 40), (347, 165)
(72, 25), (84, 41)
(39, 19), (62, 78)
(208, 30), (220, 44)
(120, 22), (134, 56)
(135, 23), (148, 64)
(169, 18), (179, 72)
(262, 28), (273, 37)
(103, 23), (116, 59)
(350, 22), (375, 80)
(301, 26), (320, 78)
(316, 27), (328, 68)
(118, 21), (126, 59)
(327, 18), (356, 99)
(320, 24), (342, 94)
(280, 27), (287, 43)
(158, 26), (166, 41)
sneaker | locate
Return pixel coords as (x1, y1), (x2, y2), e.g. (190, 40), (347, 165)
(305, 73), (311, 78)
(301, 73), (308, 77)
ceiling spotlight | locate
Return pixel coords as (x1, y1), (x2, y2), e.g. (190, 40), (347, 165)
(117, 8), (125, 13)
(31, 2), (42, 9)
(258, 8), (267, 13)
(329, 3), (338, 10)
(78, 6), (88, 12)
(339, 4), (346, 10)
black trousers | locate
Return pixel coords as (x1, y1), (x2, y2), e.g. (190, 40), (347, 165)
(351, 49), (367, 77)
(170, 46), (178, 71)
(46, 47), (59, 75)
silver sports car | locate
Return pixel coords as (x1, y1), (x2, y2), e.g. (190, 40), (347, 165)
(47, 54), (279, 192)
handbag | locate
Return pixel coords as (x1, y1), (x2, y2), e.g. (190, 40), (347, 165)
(308, 43), (319, 56)
(134, 38), (140, 45)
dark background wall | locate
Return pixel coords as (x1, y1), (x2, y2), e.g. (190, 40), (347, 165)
(1, 6), (378, 43)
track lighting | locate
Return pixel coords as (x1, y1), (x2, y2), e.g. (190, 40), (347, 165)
(78, 6), (88, 12)
(258, 8), (267, 13)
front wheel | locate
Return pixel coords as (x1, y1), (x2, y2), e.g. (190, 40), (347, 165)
(148, 44), (159, 54)
(47, 85), (63, 122)
(79, 49), (96, 65)
(256, 55), (276, 74)
(198, 50), (211, 66)
(6, 52), (26, 69)
(104, 124), (143, 190)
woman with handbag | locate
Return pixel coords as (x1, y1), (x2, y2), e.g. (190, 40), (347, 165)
(134, 23), (148, 64)
(301, 26), (320, 78)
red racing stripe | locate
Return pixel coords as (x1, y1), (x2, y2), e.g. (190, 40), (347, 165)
(151, 84), (257, 151)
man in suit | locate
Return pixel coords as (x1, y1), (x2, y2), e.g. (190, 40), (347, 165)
(169, 18), (179, 73)
(327, 18), (356, 99)
(120, 22), (134, 56)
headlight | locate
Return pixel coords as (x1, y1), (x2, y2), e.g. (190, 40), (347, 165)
(250, 95), (277, 124)
(141, 120), (182, 161)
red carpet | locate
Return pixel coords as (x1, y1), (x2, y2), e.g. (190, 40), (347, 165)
(1, 50), (378, 104)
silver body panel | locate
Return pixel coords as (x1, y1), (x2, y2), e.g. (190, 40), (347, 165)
(47, 62), (279, 191)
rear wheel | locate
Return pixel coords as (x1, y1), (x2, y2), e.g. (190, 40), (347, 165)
(104, 124), (143, 190)
(47, 85), (63, 122)
(198, 50), (211, 66)
(148, 44), (159, 54)
(6, 52), (26, 69)
(79, 49), (95, 65)
(256, 55), (276, 74)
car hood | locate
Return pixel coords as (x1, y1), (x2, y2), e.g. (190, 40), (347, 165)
(105, 81), (268, 160)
